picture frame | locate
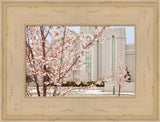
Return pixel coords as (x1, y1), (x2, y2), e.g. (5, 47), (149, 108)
(0, 0), (159, 121)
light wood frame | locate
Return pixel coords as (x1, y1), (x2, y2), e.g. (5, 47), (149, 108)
(0, 0), (159, 121)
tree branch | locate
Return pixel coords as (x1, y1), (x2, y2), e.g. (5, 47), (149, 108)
(59, 26), (106, 81)
(26, 26), (40, 96)
(44, 25), (52, 40)
(59, 26), (66, 80)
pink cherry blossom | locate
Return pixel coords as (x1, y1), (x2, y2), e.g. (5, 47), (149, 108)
(26, 25), (108, 97)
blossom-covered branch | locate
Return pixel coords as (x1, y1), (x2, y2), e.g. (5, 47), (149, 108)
(26, 26), (108, 97)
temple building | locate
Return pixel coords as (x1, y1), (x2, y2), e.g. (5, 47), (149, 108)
(80, 27), (135, 83)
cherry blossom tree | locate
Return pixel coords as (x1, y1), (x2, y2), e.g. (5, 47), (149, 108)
(26, 25), (108, 97)
(108, 59), (130, 96)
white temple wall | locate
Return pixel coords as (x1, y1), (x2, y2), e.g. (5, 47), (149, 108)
(80, 27), (135, 83)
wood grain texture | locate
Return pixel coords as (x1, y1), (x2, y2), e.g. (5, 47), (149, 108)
(0, 0), (159, 121)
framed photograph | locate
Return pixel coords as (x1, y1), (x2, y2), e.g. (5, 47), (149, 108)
(25, 25), (135, 97)
(0, 0), (159, 121)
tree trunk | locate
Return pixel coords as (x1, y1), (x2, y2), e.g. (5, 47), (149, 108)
(53, 86), (58, 96)
(36, 82), (40, 96)
(40, 26), (48, 96)
(118, 85), (121, 96)
(43, 76), (47, 96)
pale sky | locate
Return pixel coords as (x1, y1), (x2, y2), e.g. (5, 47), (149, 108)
(68, 26), (135, 44)
(45, 26), (135, 44)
